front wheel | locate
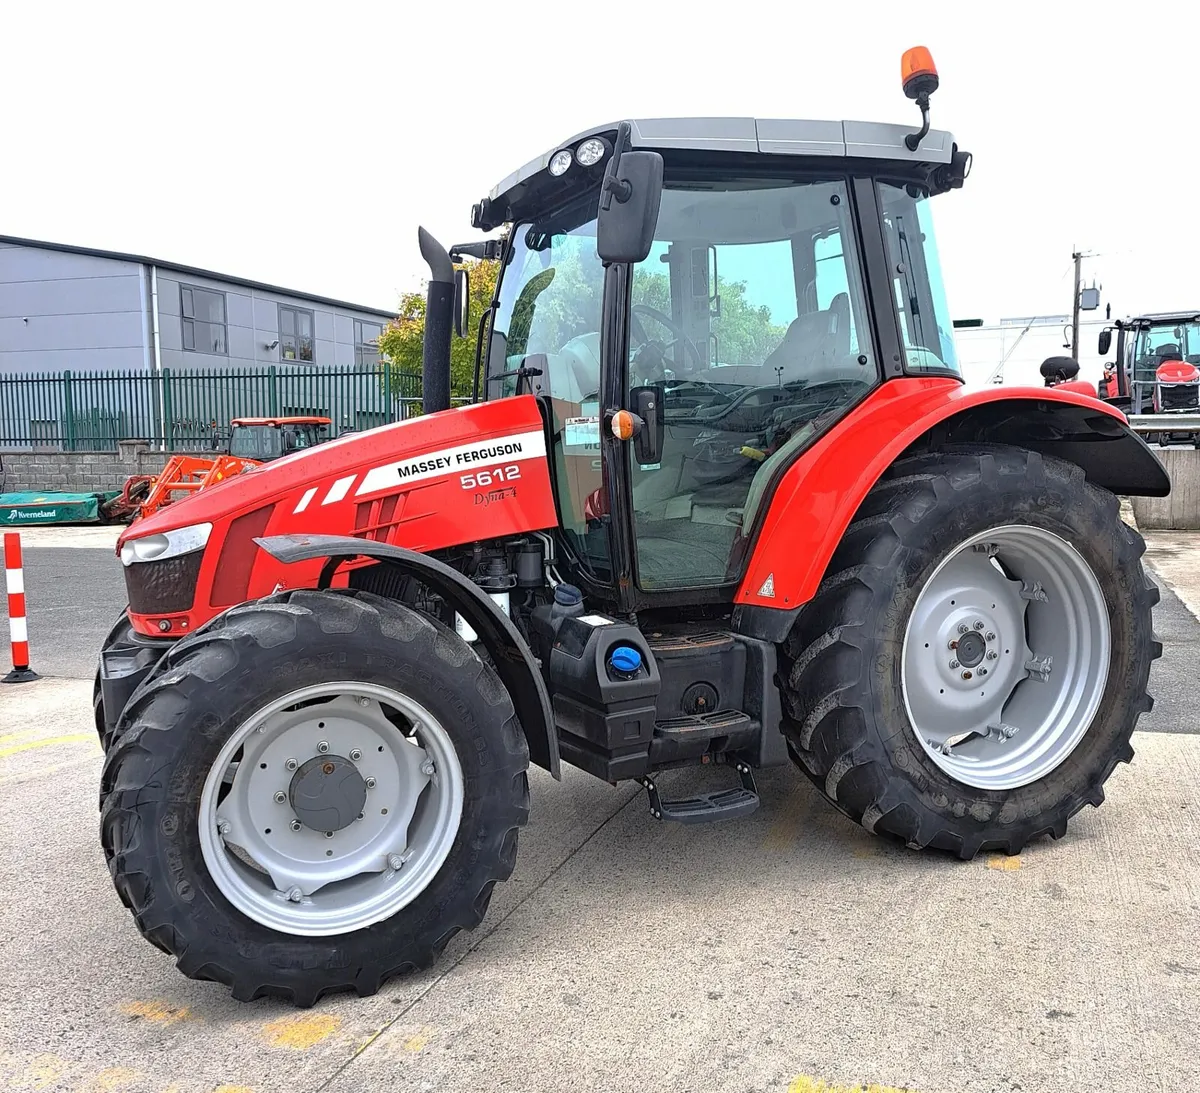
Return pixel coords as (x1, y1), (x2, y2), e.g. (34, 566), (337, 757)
(100, 590), (529, 1005)
(781, 446), (1160, 858)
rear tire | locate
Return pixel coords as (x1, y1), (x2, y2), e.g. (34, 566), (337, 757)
(779, 445), (1160, 858)
(100, 589), (529, 1005)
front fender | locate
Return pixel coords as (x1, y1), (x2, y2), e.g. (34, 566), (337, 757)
(736, 378), (1169, 618)
(256, 533), (560, 779)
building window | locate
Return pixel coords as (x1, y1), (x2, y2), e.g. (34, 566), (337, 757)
(354, 319), (383, 368)
(181, 285), (227, 354)
(280, 306), (315, 362)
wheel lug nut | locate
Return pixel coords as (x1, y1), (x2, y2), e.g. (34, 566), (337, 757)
(290, 819), (302, 831)
(978, 667), (988, 676)
(356, 696), (369, 707)
(420, 759), (436, 776)
(324, 831), (334, 839)
(958, 624), (970, 635)
(987, 650), (998, 660)
(365, 777), (377, 789)
(948, 639), (958, 649)
(949, 660), (960, 669)
(387, 853), (404, 870)
(286, 886), (303, 902)
(285, 758), (298, 771)
(317, 741), (329, 754)
(962, 671), (973, 680)
(217, 820), (230, 835)
(349, 748), (362, 761)
(986, 631), (996, 641)
(973, 620), (985, 630)
(274, 791), (286, 804)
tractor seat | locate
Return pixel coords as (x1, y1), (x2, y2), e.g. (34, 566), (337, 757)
(762, 294), (851, 385)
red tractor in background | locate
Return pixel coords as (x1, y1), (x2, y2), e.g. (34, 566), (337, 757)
(117, 416), (330, 519)
(96, 50), (1168, 1006)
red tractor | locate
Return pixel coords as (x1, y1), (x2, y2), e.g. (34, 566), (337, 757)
(96, 50), (1168, 1006)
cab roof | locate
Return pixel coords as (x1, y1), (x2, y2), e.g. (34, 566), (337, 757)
(487, 117), (956, 203)
(476, 116), (958, 231)
(1121, 311), (1200, 327)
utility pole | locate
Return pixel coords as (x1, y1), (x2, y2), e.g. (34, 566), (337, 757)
(1070, 249), (1083, 363)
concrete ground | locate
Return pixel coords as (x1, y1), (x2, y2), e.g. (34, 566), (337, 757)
(1, 526), (1199, 1093)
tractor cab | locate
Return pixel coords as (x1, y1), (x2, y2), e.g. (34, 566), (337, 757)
(475, 112), (969, 607)
(1099, 311), (1200, 414)
(227, 416), (331, 461)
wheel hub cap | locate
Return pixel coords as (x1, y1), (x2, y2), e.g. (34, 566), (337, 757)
(289, 755), (367, 833)
(901, 525), (1111, 790)
(954, 630), (986, 668)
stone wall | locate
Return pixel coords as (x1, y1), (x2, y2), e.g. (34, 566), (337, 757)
(0, 442), (213, 494)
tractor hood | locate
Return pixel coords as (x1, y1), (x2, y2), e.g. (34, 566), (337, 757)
(119, 396), (558, 623)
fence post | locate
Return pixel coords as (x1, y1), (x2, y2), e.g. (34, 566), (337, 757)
(62, 370), (76, 452)
(384, 364), (393, 423)
(268, 365), (279, 417)
(163, 368), (174, 452)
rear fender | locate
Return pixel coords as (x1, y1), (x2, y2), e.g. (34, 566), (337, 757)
(257, 533), (560, 778)
(734, 379), (1169, 632)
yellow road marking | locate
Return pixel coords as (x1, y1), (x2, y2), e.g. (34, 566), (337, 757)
(213, 1086), (255, 1092)
(788, 1077), (918, 1093)
(0, 1052), (68, 1089)
(118, 1000), (194, 1025)
(403, 1031), (430, 1053)
(0, 732), (97, 759)
(261, 1013), (341, 1049)
(986, 854), (1023, 871)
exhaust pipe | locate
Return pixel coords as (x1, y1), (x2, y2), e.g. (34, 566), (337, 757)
(418, 227), (453, 415)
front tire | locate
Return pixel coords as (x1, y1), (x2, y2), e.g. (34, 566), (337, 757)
(780, 446), (1160, 858)
(100, 589), (529, 1005)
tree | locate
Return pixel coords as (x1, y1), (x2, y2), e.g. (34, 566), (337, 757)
(378, 259), (499, 401)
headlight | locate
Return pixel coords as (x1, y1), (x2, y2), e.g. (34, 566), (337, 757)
(120, 522), (212, 566)
(548, 149), (573, 177)
(575, 137), (608, 167)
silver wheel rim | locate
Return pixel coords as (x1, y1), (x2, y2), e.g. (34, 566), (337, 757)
(901, 525), (1110, 790)
(198, 681), (463, 936)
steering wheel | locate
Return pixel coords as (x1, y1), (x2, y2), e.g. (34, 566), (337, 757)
(630, 304), (706, 378)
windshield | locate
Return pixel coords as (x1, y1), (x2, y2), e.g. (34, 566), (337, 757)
(878, 182), (959, 373)
(1134, 322), (1200, 369)
(487, 205), (605, 403)
(229, 426), (284, 460)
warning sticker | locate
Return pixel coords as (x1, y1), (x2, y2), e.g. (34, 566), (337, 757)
(563, 416), (601, 455)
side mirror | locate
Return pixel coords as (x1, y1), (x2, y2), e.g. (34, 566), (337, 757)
(597, 150), (664, 264)
(630, 385), (663, 465)
(453, 267), (470, 338)
(1098, 329), (1112, 356)
(282, 431), (296, 452)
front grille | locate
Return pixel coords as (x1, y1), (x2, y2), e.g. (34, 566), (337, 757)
(125, 550), (204, 615)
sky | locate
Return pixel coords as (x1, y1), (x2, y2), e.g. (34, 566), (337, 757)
(3, 1), (1196, 325)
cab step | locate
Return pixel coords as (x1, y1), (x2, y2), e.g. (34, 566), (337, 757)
(640, 762), (760, 824)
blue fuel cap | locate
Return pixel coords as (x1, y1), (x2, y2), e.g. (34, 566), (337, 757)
(609, 646), (642, 676)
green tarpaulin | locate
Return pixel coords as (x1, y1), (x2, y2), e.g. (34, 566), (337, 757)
(0, 491), (120, 526)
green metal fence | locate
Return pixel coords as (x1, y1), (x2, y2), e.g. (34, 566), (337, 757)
(0, 365), (425, 451)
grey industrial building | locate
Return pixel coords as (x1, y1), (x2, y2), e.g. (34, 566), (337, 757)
(0, 235), (396, 375)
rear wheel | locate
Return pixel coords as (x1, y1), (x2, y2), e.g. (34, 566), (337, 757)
(780, 445), (1160, 858)
(100, 589), (529, 1004)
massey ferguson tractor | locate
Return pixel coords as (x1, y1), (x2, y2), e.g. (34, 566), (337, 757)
(96, 49), (1168, 1006)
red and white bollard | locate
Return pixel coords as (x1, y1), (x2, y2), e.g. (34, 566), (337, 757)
(3, 532), (40, 684)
